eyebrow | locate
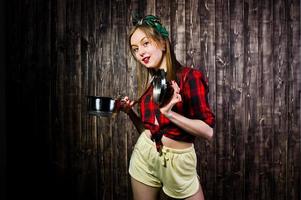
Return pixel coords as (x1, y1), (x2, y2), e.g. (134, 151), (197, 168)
(131, 37), (148, 47)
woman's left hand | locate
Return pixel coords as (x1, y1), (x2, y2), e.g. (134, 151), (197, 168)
(160, 80), (181, 115)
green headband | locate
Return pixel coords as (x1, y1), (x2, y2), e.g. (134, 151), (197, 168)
(132, 15), (169, 39)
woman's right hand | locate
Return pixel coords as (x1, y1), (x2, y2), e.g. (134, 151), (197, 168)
(119, 96), (135, 114)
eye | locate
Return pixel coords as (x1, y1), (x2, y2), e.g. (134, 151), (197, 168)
(143, 41), (150, 47)
(132, 47), (138, 53)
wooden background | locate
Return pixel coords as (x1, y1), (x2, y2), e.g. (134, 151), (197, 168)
(6, 0), (301, 200)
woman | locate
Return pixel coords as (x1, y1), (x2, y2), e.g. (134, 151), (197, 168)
(120, 15), (215, 200)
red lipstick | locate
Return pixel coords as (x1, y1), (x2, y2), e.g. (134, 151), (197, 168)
(142, 57), (150, 64)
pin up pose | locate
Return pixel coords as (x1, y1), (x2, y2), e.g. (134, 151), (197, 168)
(120, 15), (215, 200)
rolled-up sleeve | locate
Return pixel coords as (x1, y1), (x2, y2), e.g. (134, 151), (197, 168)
(183, 69), (215, 128)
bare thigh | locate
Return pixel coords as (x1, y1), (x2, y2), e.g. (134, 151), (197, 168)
(160, 184), (204, 200)
(131, 177), (161, 200)
(184, 184), (205, 200)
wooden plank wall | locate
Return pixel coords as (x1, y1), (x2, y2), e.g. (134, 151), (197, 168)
(6, 0), (300, 200)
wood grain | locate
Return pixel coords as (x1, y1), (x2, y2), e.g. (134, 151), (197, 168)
(6, 0), (301, 199)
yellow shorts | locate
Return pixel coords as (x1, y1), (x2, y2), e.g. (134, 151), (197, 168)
(129, 131), (200, 199)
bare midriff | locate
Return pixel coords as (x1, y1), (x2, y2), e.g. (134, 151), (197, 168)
(144, 129), (193, 149)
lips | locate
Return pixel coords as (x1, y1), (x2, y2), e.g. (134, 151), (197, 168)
(142, 56), (150, 64)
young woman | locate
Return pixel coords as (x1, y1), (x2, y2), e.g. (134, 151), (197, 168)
(120, 15), (215, 200)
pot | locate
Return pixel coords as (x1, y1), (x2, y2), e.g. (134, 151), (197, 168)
(87, 95), (141, 117)
(87, 70), (172, 117)
(87, 96), (121, 117)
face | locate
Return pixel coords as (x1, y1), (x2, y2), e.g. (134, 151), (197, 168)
(130, 28), (166, 71)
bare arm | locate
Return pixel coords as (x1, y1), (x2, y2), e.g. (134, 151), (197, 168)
(161, 110), (213, 141)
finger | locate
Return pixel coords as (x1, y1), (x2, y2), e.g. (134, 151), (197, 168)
(171, 81), (180, 93)
(129, 101), (135, 106)
(122, 96), (129, 101)
(175, 94), (182, 101)
(172, 80), (180, 88)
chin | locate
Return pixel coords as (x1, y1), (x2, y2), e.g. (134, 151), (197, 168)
(144, 65), (157, 69)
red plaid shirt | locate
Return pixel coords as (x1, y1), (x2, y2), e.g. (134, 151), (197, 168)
(140, 67), (215, 149)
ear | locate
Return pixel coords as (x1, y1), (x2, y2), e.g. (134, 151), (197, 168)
(160, 40), (166, 51)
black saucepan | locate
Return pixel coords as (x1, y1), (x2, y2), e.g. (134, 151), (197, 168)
(87, 96), (120, 117)
(87, 70), (173, 117)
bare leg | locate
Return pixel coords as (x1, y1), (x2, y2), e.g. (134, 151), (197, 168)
(184, 184), (205, 200)
(131, 177), (161, 200)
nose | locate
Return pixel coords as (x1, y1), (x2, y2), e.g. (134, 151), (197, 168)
(138, 47), (146, 57)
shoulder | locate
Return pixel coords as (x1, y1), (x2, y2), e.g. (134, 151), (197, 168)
(183, 67), (210, 92)
(180, 66), (206, 81)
